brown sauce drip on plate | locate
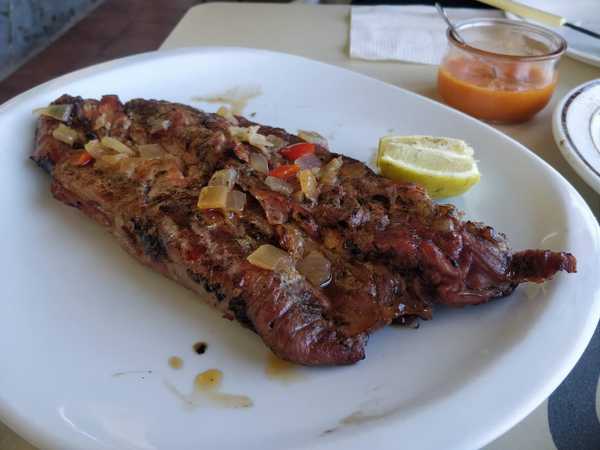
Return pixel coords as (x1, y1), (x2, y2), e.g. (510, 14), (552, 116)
(265, 353), (303, 382)
(192, 86), (262, 114)
(168, 356), (183, 369)
(193, 341), (208, 354)
(164, 369), (252, 409)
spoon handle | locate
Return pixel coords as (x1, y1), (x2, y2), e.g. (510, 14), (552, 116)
(434, 3), (465, 44)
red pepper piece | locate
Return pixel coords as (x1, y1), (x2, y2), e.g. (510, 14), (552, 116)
(72, 151), (93, 167)
(279, 143), (315, 161)
(269, 164), (300, 179)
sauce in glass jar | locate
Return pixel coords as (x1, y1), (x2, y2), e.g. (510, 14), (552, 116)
(438, 19), (566, 124)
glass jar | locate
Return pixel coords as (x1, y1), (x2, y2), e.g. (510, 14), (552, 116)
(438, 18), (567, 124)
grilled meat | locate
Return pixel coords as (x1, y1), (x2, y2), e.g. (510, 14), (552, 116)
(31, 94), (576, 365)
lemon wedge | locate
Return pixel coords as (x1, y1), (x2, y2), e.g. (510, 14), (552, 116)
(377, 135), (480, 199)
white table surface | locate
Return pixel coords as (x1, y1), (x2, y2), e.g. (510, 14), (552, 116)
(2, 3), (599, 449)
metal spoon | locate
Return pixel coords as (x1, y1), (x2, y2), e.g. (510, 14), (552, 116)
(435, 3), (466, 44)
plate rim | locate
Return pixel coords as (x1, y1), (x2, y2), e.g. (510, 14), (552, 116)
(552, 79), (600, 194)
(1, 46), (599, 450)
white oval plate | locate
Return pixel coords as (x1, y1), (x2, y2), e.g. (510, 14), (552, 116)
(0, 47), (599, 450)
(553, 79), (600, 194)
(505, 0), (600, 68)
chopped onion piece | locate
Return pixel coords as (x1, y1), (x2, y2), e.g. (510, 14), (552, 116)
(100, 136), (135, 155)
(138, 144), (164, 159)
(297, 251), (332, 287)
(197, 186), (229, 210)
(244, 127), (270, 150)
(297, 169), (319, 201)
(265, 176), (293, 196)
(229, 125), (272, 153)
(52, 124), (79, 146)
(249, 152), (269, 174)
(296, 154), (321, 170)
(84, 140), (106, 158)
(320, 156), (343, 185)
(197, 186), (246, 212)
(94, 113), (107, 130)
(216, 106), (238, 125)
(298, 130), (329, 149)
(247, 244), (292, 271)
(225, 190), (246, 212)
(34, 104), (72, 122)
(266, 134), (286, 151)
(209, 168), (238, 189)
(99, 153), (127, 166)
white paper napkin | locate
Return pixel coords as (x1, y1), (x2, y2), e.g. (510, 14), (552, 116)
(350, 6), (502, 65)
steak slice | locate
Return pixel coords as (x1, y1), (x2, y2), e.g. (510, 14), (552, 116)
(32, 94), (576, 365)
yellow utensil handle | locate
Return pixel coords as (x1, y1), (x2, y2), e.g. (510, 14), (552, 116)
(476, 0), (566, 27)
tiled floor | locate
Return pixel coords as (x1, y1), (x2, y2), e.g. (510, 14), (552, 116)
(0, 0), (202, 104)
